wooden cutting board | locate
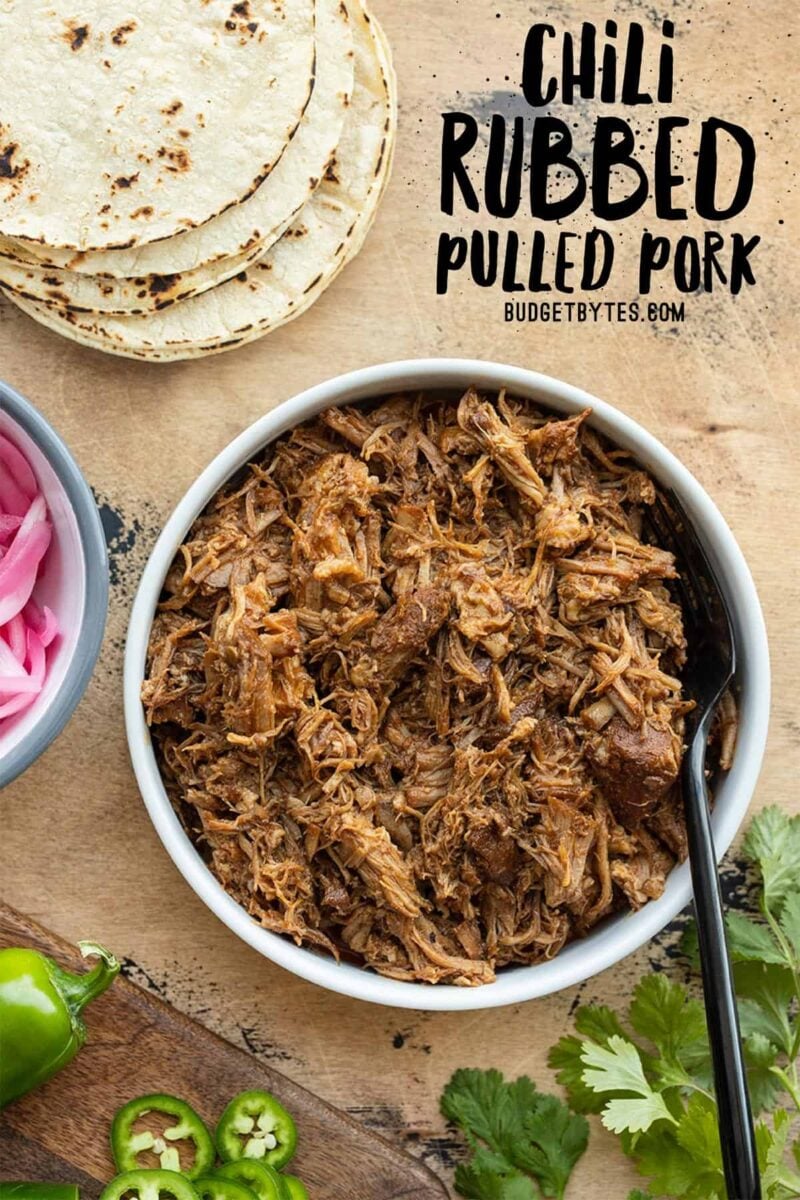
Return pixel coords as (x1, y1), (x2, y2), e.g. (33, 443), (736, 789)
(0, 904), (448, 1199)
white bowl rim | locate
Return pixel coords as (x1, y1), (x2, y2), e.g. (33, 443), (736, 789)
(124, 358), (771, 1011)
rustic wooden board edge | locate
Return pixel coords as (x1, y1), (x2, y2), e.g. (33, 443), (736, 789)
(0, 903), (449, 1199)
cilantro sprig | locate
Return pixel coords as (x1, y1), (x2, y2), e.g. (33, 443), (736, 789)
(548, 806), (800, 1199)
(440, 1067), (589, 1199)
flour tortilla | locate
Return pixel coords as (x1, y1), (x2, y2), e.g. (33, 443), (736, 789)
(0, 0), (353, 282)
(7, 2), (396, 361)
(0, 0), (315, 252)
(0, 0), (354, 313)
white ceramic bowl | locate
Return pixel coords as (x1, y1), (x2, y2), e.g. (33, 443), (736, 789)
(125, 360), (770, 1010)
(0, 382), (108, 788)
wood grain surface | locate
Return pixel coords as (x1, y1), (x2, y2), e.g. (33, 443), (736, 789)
(0, 904), (447, 1198)
(0, 2), (797, 1197)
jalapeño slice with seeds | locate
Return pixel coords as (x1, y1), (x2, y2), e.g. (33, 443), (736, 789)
(99, 1170), (199, 1200)
(216, 1090), (298, 1169)
(111, 1094), (215, 1179)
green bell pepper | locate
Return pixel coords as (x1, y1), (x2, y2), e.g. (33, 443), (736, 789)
(213, 1161), (288, 1200)
(281, 1178), (308, 1200)
(0, 940), (119, 1108)
(99, 1170), (199, 1200)
(111, 1093), (215, 1178)
(216, 1091), (297, 1169)
(0, 1187), (80, 1200)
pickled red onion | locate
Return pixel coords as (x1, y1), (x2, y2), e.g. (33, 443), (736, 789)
(0, 435), (58, 723)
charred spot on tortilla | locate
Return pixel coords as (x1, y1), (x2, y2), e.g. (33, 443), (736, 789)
(131, 206), (154, 219)
(111, 21), (136, 45)
(62, 20), (89, 51)
(162, 100), (183, 118)
(0, 137), (30, 190)
(148, 273), (181, 296)
(157, 145), (192, 173)
(112, 174), (139, 191)
(374, 138), (387, 176)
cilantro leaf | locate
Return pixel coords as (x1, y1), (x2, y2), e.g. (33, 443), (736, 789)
(743, 806), (800, 912)
(580, 1037), (675, 1133)
(441, 1068), (526, 1162)
(441, 1069), (588, 1200)
(580, 1036), (658, 1098)
(756, 1118), (776, 1175)
(628, 974), (708, 1070)
(547, 1035), (606, 1115)
(675, 1097), (726, 1199)
(674, 1093), (723, 1170)
(601, 1095), (676, 1136)
(574, 1003), (629, 1044)
(548, 1003), (638, 1115)
(792, 1133), (800, 1172)
(761, 1109), (800, 1198)
(726, 912), (787, 966)
(743, 1031), (783, 1114)
(680, 920), (700, 966)
(734, 961), (796, 1056)
(454, 1148), (539, 1200)
(631, 1124), (710, 1197)
(779, 892), (800, 964)
(517, 1095), (589, 1197)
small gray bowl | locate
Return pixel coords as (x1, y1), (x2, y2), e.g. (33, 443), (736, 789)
(0, 381), (108, 789)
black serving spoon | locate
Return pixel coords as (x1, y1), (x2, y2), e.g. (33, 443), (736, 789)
(646, 490), (761, 1200)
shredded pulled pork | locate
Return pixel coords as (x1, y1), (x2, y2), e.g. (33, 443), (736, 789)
(143, 388), (721, 986)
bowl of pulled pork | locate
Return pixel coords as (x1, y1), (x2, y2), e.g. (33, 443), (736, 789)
(125, 360), (769, 1009)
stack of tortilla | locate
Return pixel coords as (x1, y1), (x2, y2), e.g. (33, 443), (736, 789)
(0, 0), (395, 361)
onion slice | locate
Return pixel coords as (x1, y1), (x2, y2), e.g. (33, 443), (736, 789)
(0, 434), (59, 724)
(0, 495), (51, 627)
(0, 628), (46, 718)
